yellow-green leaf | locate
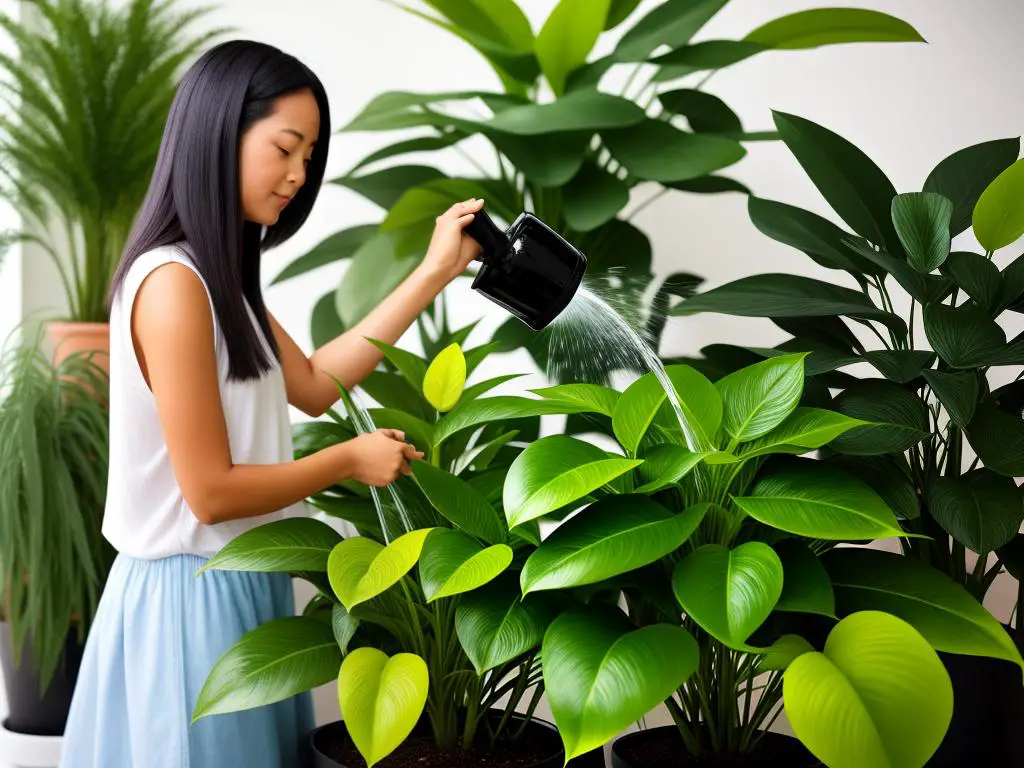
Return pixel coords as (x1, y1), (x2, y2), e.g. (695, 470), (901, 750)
(419, 529), (513, 601)
(536, 0), (611, 96)
(422, 343), (466, 412)
(327, 530), (432, 611)
(973, 158), (1024, 252)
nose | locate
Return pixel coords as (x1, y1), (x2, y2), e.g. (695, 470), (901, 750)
(287, 161), (307, 188)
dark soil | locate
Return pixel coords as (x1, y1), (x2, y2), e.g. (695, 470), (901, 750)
(311, 720), (566, 768)
(614, 729), (820, 767)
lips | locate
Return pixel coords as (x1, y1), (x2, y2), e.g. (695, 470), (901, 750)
(273, 193), (291, 207)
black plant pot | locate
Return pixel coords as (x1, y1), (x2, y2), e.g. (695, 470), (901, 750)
(611, 725), (820, 767)
(925, 624), (1024, 767)
(306, 712), (607, 768)
(0, 621), (84, 736)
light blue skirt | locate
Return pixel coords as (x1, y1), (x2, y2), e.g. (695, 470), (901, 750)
(59, 552), (315, 768)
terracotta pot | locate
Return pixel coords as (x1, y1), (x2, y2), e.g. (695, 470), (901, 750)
(45, 322), (109, 372)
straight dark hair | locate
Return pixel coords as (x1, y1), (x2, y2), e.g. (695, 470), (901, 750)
(109, 39), (331, 381)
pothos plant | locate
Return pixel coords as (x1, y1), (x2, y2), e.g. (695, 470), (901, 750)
(269, 0), (925, 380)
(669, 112), (1024, 608)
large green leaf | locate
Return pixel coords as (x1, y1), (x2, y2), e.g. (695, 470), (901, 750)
(634, 444), (708, 493)
(367, 409), (435, 455)
(965, 402), (1024, 477)
(366, 339), (427, 388)
(614, 0), (728, 61)
(271, 225), (377, 284)
(332, 165), (446, 209)
(487, 89), (643, 135)
(327, 530), (432, 611)
(456, 574), (563, 674)
(774, 539), (835, 617)
(503, 435), (641, 528)
(361, 371), (433, 422)
(734, 459), (904, 540)
(434, 396), (591, 445)
(419, 0), (534, 52)
(923, 137), (1021, 237)
(411, 462), (506, 544)
(830, 380), (929, 455)
(941, 251), (1002, 314)
(773, 111), (902, 257)
(576, 218), (654, 274)
(562, 162), (631, 232)
(198, 518), (342, 575)
(536, 0), (612, 96)
(923, 302), (1005, 368)
(891, 192), (953, 274)
(602, 119), (745, 183)
(419, 529), (513, 602)
(863, 350), (937, 385)
(422, 343), (465, 412)
(927, 470), (1024, 554)
(739, 407), (867, 460)
(973, 158), (1024, 252)
(612, 365), (722, 453)
(521, 496), (705, 593)
(336, 226), (429, 327)
(784, 611), (952, 768)
(842, 236), (954, 305)
(822, 547), (1024, 670)
(672, 542), (783, 650)
(530, 383), (620, 417)
(745, 8), (925, 49)
(921, 369), (978, 429)
(543, 608), (699, 761)
(827, 454), (920, 521)
(193, 617), (340, 719)
(383, 178), (513, 231)
(715, 353), (806, 442)
(337, 648), (428, 768)
(658, 89), (740, 133)
(674, 274), (907, 339)
(491, 130), (591, 187)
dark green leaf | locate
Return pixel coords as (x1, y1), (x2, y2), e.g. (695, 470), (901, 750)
(773, 539), (835, 617)
(842, 236), (954, 305)
(921, 369), (979, 428)
(658, 89), (741, 133)
(361, 371), (433, 421)
(923, 302), (1005, 368)
(923, 137), (1021, 237)
(348, 134), (466, 175)
(614, 0), (728, 61)
(365, 339), (428, 388)
(863, 350), (936, 384)
(332, 165), (446, 209)
(562, 162), (630, 232)
(651, 40), (764, 71)
(383, 178), (514, 231)
(605, 0), (643, 30)
(492, 130), (591, 187)
(332, 604), (359, 654)
(564, 55), (618, 91)
(830, 380), (929, 455)
(575, 218), (653, 274)
(941, 252), (1002, 313)
(411, 462), (507, 544)
(891, 192), (953, 273)
(774, 111), (902, 257)
(997, 535), (1024, 581)
(336, 226), (430, 326)
(271, 225), (378, 284)
(773, 316), (865, 355)
(827, 454), (920, 520)
(744, 8), (925, 49)
(927, 470), (1024, 554)
(198, 519), (343, 574)
(310, 291), (346, 349)
(965, 402), (1024, 477)
(668, 176), (750, 195)
(999, 252), (1024, 310)
(602, 119), (745, 183)
(488, 89), (644, 135)
(420, 0), (534, 52)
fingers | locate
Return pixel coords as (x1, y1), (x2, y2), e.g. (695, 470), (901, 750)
(438, 198), (484, 223)
(402, 442), (425, 461)
(378, 428), (405, 442)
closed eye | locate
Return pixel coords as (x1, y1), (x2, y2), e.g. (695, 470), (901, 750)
(277, 146), (291, 157)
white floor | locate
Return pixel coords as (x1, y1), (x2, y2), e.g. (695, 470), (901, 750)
(0, 681), (63, 768)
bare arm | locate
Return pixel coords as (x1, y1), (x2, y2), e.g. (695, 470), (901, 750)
(271, 198), (484, 418)
(132, 263), (419, 525)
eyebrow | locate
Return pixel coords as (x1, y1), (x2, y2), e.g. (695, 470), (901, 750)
(279, 128), (316, 145)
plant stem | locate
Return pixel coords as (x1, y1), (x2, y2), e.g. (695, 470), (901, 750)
(627, 187), (668, 221)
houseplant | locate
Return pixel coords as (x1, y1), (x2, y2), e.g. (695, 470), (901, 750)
(270, 0), (925, 381)
(191, 338), (603, 766)
(670, 113), (1024, 765)
(0, 0), (221, 366)
(0, 328), (114, 735)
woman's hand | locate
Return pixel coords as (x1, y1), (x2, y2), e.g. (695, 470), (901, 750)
(420, 198), (485, 284)
(345, 428), (424, 487)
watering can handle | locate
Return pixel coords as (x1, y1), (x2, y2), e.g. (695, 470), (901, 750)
(464, 206), (508, 261)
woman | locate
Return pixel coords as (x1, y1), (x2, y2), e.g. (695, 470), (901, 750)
(59, 39), (483, 768)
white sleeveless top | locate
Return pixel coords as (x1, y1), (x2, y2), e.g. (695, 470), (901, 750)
(102, 243), (311, 559)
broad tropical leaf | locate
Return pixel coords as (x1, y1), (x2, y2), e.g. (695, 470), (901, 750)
(535, 0), (611, 96)
(327, 530), (432, 611)
(411, 462), (506, 544)
(891, 192), (953, 273)
(198, 518), (342, 574)
(419, 528), (513, 601)
(973, 158), (1024, 252)
(715, 353), (806, 441)
(422, 343), (466, 412)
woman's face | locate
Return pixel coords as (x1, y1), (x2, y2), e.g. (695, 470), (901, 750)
(239, 88), (320, 226)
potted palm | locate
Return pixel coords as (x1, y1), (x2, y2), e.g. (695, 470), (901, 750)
(0, 328), (114, 736)
(0, 0), (220, 367)
(670, 113), (1024, 765)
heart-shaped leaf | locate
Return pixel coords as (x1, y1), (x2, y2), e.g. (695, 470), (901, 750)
(927, 470), (1024, 554)
(613, 365), (722, 453)
(634, 444), (708, 493)
(337, 648), (429, 768)
(456, 573), (563, 674)
(774, 539), (835, 617)
(973, 158), (1024, 252)
(602, 119), (745, 183)
(739, 407), (867, 460)
(562, 162), (631, 232)
(536, 0), (611, 95)
(672, 542), (784, 650)
(715, 353), (806, 442)
(411, 462), (506, 544)
(422, 343), (466, 412)
(272, 225), (377, 284)
(922, 370), (979, 429)
(784, 611), (952, 768)
(503, 435), (641, 528)
(941, 251), (1002, 313)
(521, 496), (706, 594)
(965, 402), (1024, 477)
(745, 8), (925, 49)
(198, 518), (343, 575)
(924, 302), (1005, 368)
(863, 350), (936, 384)
(419, 528), (513, 602)
(822, 547), (1024, 671)
(830, 380), (929, 455)
(530, 383), (620, 417)
(891, 192), (953, 273)
(434, 396), (591, 445)
(327, 530), (432, 611)
(193, 617), (341, 720)
(734, 458), (904, 540)
(923, 137), (1020, 236)
(543, 607), (699, 761)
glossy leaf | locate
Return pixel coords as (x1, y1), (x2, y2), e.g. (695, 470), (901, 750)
(503, 435), (641, 528)
(271, 225), (377, 284)
(422, 343), (466, 412)
(333, 604), (359, 654)
(634, 444), (708, 493)
(658, 89), (740, 133)
(530, 383), (620, 417)
(458, 373), (525, 406)
(411, 462), (506, 544)
(543, 608), (699, 761)
(923, 137), (1021, 236)
(965, 402), (1024, 477)
(672, 542), (783, 650)
(863, 350), (936, 384)
(521, 496), (705, 593)
(613, 365), (722, 453)
(924, 302), (1005, 368)
(822, 547), (1024, 670)
(739, 407), (867, 459)
(745, 8), (925, 49)
(784, 611), (952, 768)
(760, 634), (815, 672)
(198, 518), (342, 575)
(842, 236), (954, 305)
(602, 119), (745, 183)
(827, 454), (920, 521)
(973, 158), (1024, 252)
(891, 192), (953, 273)
(361, 371), (432, 422)
(830, 380), (929, 455)
(193, 617), (340, 720)
(715, 353), (806, 442)
(419, 529), (513, 602)
(921, 370), (978, 429)
(434, 396), (591, 445)
(774, 539), (835, 617)
(536, 0), (611, 95)
(456, 574), (563, 674)
(562, 162), (630, 232)
(615, 0), (728, 61)
(735, 459), (904, 540)
(337, 648), (428, 768)
(487, 89), (643, 135)
(327, 530), (432, 611)
(491, 130), (590, 186)
(927, 470), (1024, 554)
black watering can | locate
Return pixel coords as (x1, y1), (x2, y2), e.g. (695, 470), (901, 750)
(464, 207), (587, 331)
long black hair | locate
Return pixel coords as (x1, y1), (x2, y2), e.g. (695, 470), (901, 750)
(109, 39), (331, 381)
